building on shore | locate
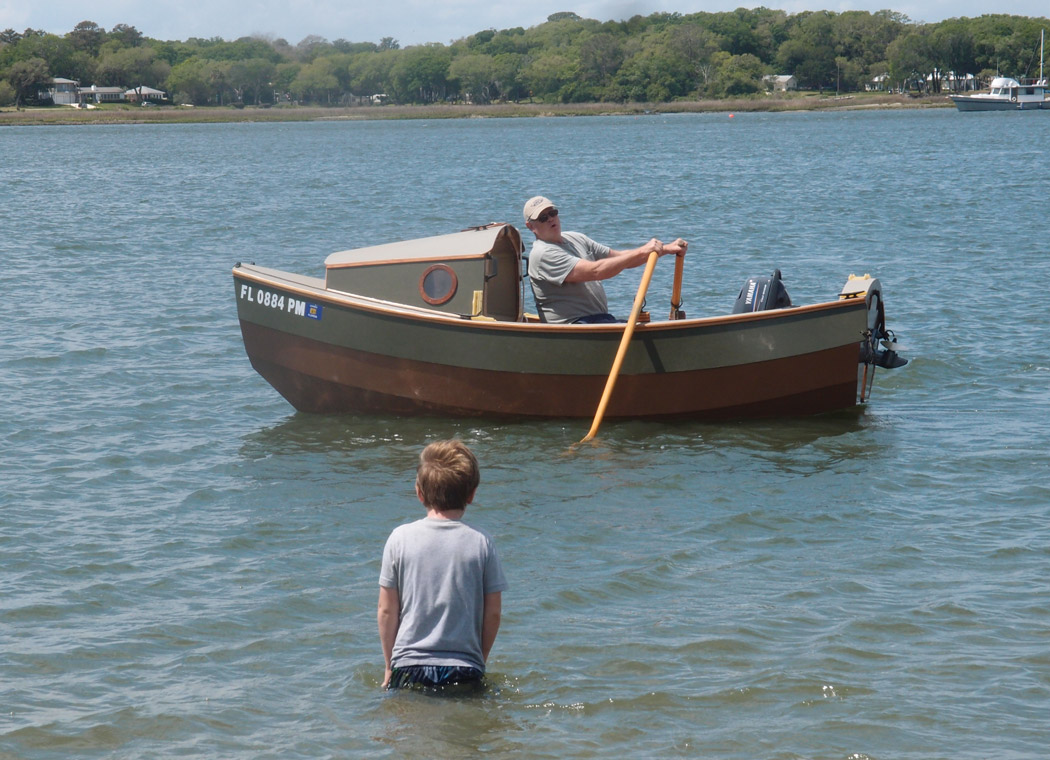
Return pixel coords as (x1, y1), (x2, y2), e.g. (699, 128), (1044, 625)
(764, 75), (798, 92)
(43, 78), (168, 106)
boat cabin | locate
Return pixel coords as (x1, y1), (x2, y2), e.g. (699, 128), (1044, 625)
(989, 77), (1018, 97)
(323, 223), (525, 321)
(989, 76), (1047, 100)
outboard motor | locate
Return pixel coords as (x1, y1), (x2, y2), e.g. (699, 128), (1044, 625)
(732, 269), (792, 313)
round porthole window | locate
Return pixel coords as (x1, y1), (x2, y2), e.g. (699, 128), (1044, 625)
(419, 264), (458, 305)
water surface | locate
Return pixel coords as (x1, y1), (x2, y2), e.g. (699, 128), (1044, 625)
(2, 109), (1048, 759)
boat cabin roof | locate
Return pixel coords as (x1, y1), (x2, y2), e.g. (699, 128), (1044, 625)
(325, 224), (511, 269)
(322, 223), (526, 321)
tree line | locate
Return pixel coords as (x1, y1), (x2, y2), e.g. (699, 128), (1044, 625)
(1, 11), (1048, 108)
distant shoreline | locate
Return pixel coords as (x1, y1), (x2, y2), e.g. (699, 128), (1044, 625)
(0, 93), (951, 126)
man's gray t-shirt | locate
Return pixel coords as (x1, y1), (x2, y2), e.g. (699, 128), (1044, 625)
(528, 232), (612, 323)
(379, 517), (507, 670)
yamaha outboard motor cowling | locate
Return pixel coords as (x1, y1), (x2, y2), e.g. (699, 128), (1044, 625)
(732, 269), (792, 313)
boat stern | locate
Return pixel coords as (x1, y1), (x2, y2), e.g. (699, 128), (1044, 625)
(839, 274), (907, 400)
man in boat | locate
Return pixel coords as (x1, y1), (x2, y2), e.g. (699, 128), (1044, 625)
(378, 440), (507, 691)
(523, 195), (688, 324)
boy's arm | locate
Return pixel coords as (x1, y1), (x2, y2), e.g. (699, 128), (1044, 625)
(481, 591), (502, 664)
(377, 586), (400, 687)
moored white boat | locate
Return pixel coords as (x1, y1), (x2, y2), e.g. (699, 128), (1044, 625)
(950, 76), (1050, 111)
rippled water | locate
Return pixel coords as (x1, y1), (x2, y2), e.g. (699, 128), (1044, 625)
(2, 109), (1048, 759)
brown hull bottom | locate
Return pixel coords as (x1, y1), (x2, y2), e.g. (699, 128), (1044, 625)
(240, 321), (861, 420)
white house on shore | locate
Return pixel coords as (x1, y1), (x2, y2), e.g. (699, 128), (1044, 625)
(866, 73), (889, 91)
(44, 78), (168, 105)
(125, 86), (168, 102)
(941, 72), (977, 92)
(48, 78), (80, 105)
(81, 85), (125, 103)
(764, 74), (798, 92)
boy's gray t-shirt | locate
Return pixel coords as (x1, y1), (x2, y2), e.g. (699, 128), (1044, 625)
(379, 517), (507, 670)
(528, 231), (612, 323)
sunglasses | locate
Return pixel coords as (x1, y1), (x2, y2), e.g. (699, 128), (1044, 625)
(535, 208), (559, 223)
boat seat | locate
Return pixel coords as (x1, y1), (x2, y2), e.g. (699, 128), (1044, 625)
(524, 272), (549, 322)
(521, 250), (549, 322)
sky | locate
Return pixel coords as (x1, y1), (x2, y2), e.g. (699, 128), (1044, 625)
(3, 0), (1048, 47)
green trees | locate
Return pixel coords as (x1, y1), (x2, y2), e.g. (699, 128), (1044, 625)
(347, 49), (396, 97)
(2, 32), (76, 86)
(930, 20), (976, 91)
(7, 56), (50, 107)
(2, 12), (1049, 109)
(978, 16), (1049, 78)
(391, 44), (452, 103)
(577, 32), (624, 95)
(68, 21), (105, 57)
(778, 12), (837, 90)
(830, 11), (906, 90)
(449, 53), (500, 103)
(613, 46), (694, 102)
(522, 52), (576, 101)
(711, 53), (766, 96)
(95, 46), (170, 90)
(166, 58), (213, 105)
(886, 28), (935, 91)
(229, 58), (277, 105)
(884, 14), (1046, 92)
(291, 57), (340, 104)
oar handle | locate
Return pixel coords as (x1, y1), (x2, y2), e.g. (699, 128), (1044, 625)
(580, 250), (660, 443)
(669, 252), (685, 320)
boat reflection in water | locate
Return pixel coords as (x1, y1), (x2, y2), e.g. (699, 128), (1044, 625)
(232, 223), (906, 421)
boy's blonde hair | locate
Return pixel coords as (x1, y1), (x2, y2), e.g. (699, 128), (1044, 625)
(416, 439), (480, 512)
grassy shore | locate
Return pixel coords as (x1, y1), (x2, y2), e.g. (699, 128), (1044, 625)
(0, 91), (950, 126)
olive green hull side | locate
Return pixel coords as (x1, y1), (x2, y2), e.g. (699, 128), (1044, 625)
(233, 265), (867, 418)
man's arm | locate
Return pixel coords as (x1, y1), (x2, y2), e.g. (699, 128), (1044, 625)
(377, 585), (400, 687)
(480, 591), (502, 664)
(564, 238), (687, 283)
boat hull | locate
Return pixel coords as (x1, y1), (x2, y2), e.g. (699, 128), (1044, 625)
(952, 97), (1016, 111)
(233, 264), (870, 420)
(951, 96), (1049, 111)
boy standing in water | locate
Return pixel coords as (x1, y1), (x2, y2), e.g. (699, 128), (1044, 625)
(378, 439), (507, 690)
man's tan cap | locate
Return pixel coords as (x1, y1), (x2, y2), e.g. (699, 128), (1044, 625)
(523, 196), (555, 222)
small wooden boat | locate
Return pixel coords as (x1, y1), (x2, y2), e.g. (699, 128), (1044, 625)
(232, 223), (906, 420)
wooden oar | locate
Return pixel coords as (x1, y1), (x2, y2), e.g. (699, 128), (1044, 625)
(579, 250), (660, 443)
(669, 252), (686, 320)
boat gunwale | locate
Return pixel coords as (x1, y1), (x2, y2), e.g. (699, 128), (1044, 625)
(233, 262), (866, 335)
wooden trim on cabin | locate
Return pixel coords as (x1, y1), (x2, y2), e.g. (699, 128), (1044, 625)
(325, 251), (491, 270)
